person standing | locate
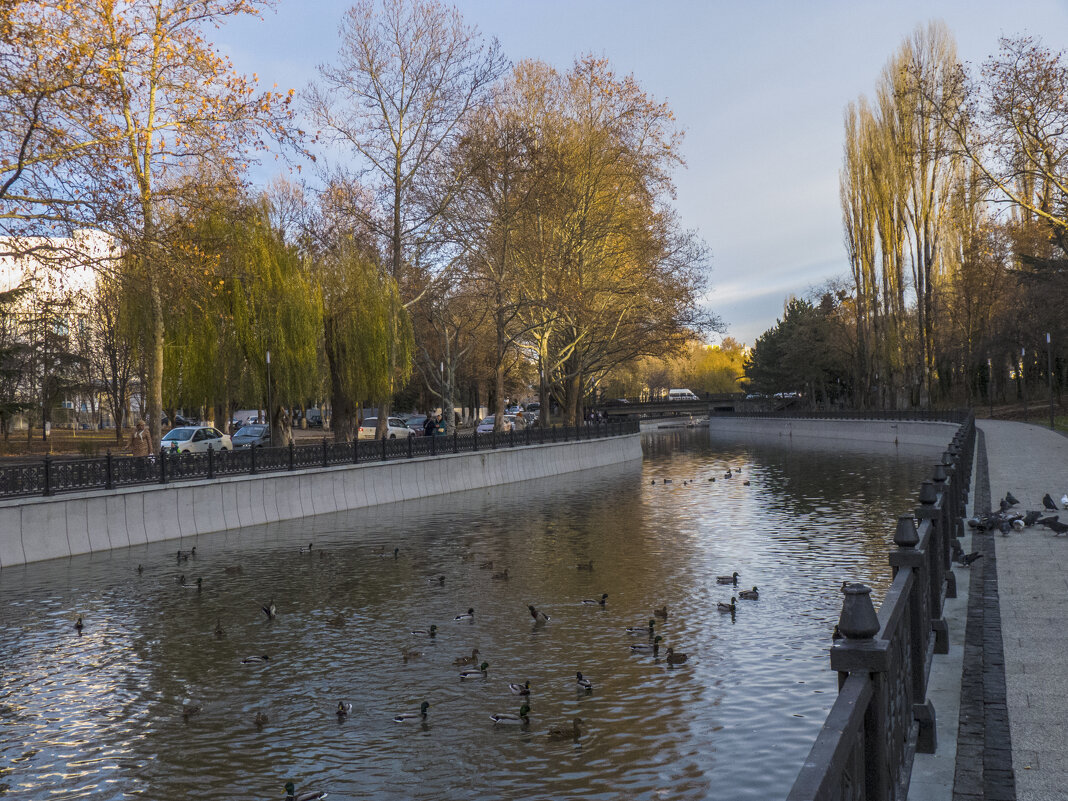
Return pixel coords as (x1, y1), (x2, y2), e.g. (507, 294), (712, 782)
(128, 420), (150, 457)
(423, 413), (436, 437)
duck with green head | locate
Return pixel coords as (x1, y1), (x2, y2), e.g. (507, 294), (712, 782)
(491, 704), (531, 725)
(626, 619), (656, 635)
(717, 597), (737, 614)
(630, 635), (663, 654)
(393, 701), (429, 723)
(738, 587), (759, 600)
(459, 661), (489, 679)
(284, 781), (326, 800)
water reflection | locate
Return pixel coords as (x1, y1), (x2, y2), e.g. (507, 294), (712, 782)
(0, 429), (944, 800)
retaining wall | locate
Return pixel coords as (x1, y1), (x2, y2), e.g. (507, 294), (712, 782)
(706, 415), (959, 447)
(0, 434), (641, 569)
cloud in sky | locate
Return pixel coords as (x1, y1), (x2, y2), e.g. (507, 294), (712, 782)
(218, 0), (1068, 345)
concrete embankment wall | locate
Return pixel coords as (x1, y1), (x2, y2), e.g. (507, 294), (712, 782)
(706, 416), (958, 447)
(0, 434), (641, 569)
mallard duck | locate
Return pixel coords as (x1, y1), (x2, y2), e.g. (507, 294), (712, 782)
(253, 712), (268, 727)
(575, 672), (593, 691)
(508, 680), (531, 696)
(452, 648), (480, 666)
(742, 480), (751, 486)
(327, 612), (346, 626)
(213, 618), (224, 639)
(528, 605), (550, 623)
(653, 605), (668, 619)
(491, 704), (531, 725)
(459, 661), (489, 679)
(299, 543), (313, 554)
(739, 586), (759, 600)
(183, 576), (203, 591)
(626, 619), (656, 635)
(630, 635), (663, 654)
(576, 560), (594, 571)
(663, 479), (673, 484)
(665, 647), (688, 665)
(454, 608), (475, 621)
(283, 781), (326, 801)
(336, 701), (352, 718)
(427, 575), (445, 585)
(262, 599), (277, 619)
(182, 703), (201, 720)
(393, 700), (430, 723)
(717, 597), (737, 614)
(492, 568), (509, 580)
(582, 593), (608, 606)
(411, 625), (437, 637)
(716, 572), (739, 585)
(724, 469), (732, 479)
(547, 717), (583, 741)
(74, 616), (84, 632)
(479, 560), (494, 569)
(241, 654), (271, 664)
(177, 574), (187, 585)
(708, 476), (716, 482)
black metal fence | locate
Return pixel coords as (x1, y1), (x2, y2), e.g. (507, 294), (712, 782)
(721, 409), (972, 424)
(788, 412), (976, 801)
(0, 419), (640, 500)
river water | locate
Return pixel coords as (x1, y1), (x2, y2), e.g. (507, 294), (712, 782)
(0, 427), (947, 800)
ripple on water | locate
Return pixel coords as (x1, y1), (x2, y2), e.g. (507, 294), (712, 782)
(0, 429), (941, 800)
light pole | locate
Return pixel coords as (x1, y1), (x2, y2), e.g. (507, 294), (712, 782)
(266, 349), (273, 447)
(1021, 347), (1027, 410)
(439, 361), (444, 431)
(1048, 332), (1055, 430)
(988, 357), (993, 418)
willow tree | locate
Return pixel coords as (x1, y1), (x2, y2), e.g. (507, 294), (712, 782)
(318, 235), (412, 441)
(308, 0), (505, 438)
(227, 203), (322, 445)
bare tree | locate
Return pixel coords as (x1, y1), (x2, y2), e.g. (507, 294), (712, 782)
(308, 0), (506, 436)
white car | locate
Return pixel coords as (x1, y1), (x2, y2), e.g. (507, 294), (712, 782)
(357, 416), (412, 439)
(160, 425), (233, 453)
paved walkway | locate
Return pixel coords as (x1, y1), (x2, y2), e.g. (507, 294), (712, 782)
(980, 420), (1068, 801)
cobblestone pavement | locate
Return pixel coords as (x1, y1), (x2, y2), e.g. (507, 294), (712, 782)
(975, 421), (1068, 801)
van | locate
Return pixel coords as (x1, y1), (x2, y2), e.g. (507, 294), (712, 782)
(668, 389), (699, 401)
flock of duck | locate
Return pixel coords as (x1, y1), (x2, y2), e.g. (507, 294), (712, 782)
(68, 465), (760, 801)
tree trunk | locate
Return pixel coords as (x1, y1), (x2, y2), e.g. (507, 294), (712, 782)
(147, 276), (164, 453)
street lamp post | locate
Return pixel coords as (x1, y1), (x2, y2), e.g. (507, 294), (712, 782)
(1048, 333), (1055, 431)
(266, 349), (273, 447)
(988, 357), (993, 418)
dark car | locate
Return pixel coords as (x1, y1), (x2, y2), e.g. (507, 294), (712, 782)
(305, 408), (324, 428)
(231, 424), (271, 448)
(405, 414), (429, 436)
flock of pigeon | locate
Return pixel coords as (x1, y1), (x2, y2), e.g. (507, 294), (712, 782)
(958, 490), (1068, 566)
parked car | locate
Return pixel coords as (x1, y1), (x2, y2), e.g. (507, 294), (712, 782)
(304, 408), (324, 428)
(506, 405), (523, 415)
(232, 409), (260, 427)
(160, 425), (233, 453)
(357, 417), (412, 439)
(231, 424), (270, 448)
(405, 414), (429, 436)
(476, 414), (519, 434)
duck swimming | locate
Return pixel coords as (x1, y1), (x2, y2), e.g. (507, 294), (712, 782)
(182, 703), (201, 720)
(241, 654), (271, 664)
(74, 616), (84, 632)
(547, 718), (584, 741)
(575, 672), (593, 692)
(653, 605), (668, 619)
(254, 712), (268, 727)
(491, 704), (531, 725)
(665, 647), (689, 665)
(716, 572), (739, 585)
(528, 605), (551, 623)
(284, 781), (326, 801)
(459, 662), (489, 679)
(411, 625), (437, 637)
(299, 543), (313, 554)
(262, 599), (277, 619)
(454, 608), (475, 621)
(582, 593), (608, 606)
(452, 648), (480, 666)
(393, 701), (430, 723)
(626, 619), (656, 635)
(717, 597), (737, 614)
(336, 701), (352, 718)
(508, 680), (531, 696)
(630, 635), (663, 654)
(739, 587), (759, 600)
(492, 568), (510, 581)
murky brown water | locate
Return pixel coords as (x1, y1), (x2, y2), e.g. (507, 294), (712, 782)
(0, 428), (946, 800)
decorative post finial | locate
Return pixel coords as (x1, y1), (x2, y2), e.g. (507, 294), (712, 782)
(894, 516), (919, 548)
(838, 583), (880, 639)
(918, 480), (938, 505)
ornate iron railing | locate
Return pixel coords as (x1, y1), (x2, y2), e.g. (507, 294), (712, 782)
(0, 419), (640, 500)
(788, 413), (976, 801)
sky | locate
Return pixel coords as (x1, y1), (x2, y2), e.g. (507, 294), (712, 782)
(217, 0), (1068, 346)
